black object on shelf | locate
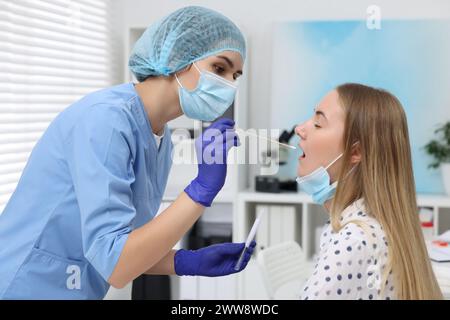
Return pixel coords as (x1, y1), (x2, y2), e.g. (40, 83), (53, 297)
(187, 219), (232, 250)
(255, 176), (298, 193)
(255, 176), (280, 193)
(132, 275), (171, 300)
(280, 179), (298, 192)
(279, 126), (296, 144)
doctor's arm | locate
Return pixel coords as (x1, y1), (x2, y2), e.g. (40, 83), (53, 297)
(109, 118), (242, 288)
(144, 250), (177, 275)
(109, 192), (202, 287)
(69, 111), (243, 289)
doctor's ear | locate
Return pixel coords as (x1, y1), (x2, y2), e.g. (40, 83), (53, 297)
(350, 142), (361, 164)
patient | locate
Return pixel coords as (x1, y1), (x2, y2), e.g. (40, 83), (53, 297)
(295, 83), (442, 300)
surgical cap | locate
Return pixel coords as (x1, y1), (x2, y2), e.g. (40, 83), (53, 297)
(128, 6), (246, 82)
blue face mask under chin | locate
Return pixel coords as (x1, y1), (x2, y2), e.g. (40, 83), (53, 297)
(296, 153), (343, 205)
(175, 62), (237, 121)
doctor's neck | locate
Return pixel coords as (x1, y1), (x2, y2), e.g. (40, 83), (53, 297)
(135, 76), (183, 135)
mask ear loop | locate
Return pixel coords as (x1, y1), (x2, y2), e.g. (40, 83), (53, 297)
(174, 73), (183, 88)
(175, 63), (202, 89)
(345, 141), (360, 178)
(327, 141), (360, 170)
(195, 61), (238, 89)
(339, 141), (361, 181)
(343, 164), (358, 180)
(193, 62), (202, 74)
(325, 153), (343, 170)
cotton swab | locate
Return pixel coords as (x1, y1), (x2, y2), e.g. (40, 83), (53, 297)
(239, 130), (296, 150)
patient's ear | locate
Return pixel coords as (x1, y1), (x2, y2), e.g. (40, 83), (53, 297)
(350, 142), (361, 164)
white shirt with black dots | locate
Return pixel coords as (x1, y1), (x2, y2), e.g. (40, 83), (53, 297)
(300, 199), (396, 300)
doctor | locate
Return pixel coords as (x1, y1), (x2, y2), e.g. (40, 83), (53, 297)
(0, 6), (255, 299)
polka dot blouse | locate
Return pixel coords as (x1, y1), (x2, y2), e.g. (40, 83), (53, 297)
(300, 199), (396, 300)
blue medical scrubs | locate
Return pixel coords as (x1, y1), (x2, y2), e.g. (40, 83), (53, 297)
(0, 83), (173, 299)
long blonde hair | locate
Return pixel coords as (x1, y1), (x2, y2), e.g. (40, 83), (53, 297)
(330, 83), (442, 300)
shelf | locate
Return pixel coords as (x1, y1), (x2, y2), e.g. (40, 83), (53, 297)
(162, 193), (235, 203)
(235, 190), (450, 299)
(238, 189), (312, 203)
(417, 194), (450, 207)
(240, 189), (450, 208)
(236, 190), (450, 255)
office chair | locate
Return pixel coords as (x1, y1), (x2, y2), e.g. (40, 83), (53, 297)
(257, 241), (312, 299)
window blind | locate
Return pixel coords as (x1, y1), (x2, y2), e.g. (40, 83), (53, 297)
(0, 0), (115, 213)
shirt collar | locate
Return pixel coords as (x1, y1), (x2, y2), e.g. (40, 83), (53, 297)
(126, 83), (157, 149)
(340, 198), (367, 223)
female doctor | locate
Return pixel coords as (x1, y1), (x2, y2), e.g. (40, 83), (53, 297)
(0, 6), (255, 299)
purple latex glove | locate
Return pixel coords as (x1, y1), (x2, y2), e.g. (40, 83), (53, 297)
(184, 118), (239, 207)
(174, 241), (257, 277)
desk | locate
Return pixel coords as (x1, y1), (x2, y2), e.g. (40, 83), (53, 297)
(431, 261), (450, 299)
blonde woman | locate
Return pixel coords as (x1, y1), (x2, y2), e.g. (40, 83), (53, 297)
(295, 83), (442, 300)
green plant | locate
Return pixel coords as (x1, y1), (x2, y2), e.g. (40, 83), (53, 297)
(424, 122), (450, 169)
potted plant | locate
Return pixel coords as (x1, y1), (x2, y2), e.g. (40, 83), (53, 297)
(424, 122), (450, 195)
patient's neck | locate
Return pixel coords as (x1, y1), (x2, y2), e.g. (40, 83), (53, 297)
(324, 189), (358, 218)
(324, 200), (332, 213)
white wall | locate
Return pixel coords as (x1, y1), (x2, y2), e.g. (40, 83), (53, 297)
(111, 0), (450, 187)
(112, 0), (450, 132)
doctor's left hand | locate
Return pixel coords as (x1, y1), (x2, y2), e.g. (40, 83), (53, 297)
(184, 118), (239, 207)
(174, 241), (256, 277)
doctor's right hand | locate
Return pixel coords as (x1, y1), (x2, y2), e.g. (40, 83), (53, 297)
(174, 241), (256, 277)
(184, 118), (239, 207)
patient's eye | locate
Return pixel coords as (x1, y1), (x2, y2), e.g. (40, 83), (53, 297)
(314, 122), (321, 128)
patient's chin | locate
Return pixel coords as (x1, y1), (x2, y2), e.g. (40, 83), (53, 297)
(298, 164), (316, 177)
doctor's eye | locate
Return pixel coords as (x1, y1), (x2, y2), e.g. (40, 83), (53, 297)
(213, 64), (225, 75)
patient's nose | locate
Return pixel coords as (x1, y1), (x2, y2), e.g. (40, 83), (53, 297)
(295, 123), (306, 140)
